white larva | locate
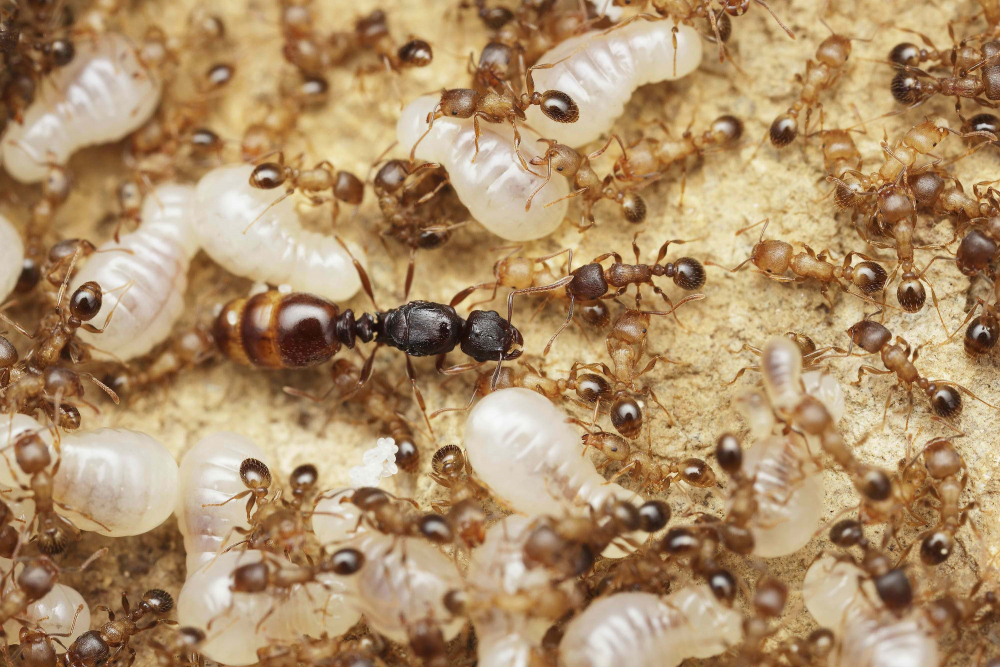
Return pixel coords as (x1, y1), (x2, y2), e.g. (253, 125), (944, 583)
(194, 164), (366, 302)
(70, 184), (199, 361)
(0, 415), (178, 537)
(463, 388), (639, 518)
(803, 557), (939, 667)
(397, 96), (568, 241)
(0, 558), (90, 644)
(176, 432), (268, 577)
(524, 21), (703, 147)
(1, 33), (161, 184)
(739, 434), (823, 557)
(0, 213), (24, 303)
(177, 551), (359, 666)
(802, 368), (846, 423)
(761, 336), (804, 416)
(557, 585), (742, 667)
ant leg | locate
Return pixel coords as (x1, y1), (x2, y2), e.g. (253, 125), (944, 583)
(243, 189), (294, 233)
(405, 356), (435, 439)
(642, 385), (676, 427)
(543, 295), (575, 357)
(335, 236), (378, 310)
(525, 154), (553, 212)
(722, 364), (761, 386)
(635, 353), (686, 379)
(852, 365), (893, 386)
(940, 298), (987, 345)
(0, 312), (33, 339)
(450, 281), (499, 309)
(435, 354), (486, 375)
(404, 248), (416, 302)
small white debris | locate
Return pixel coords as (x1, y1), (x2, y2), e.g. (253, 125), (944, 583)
(349, 437), (399, 488)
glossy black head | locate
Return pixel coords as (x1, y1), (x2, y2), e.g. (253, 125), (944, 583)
(460, 309), (522, 362)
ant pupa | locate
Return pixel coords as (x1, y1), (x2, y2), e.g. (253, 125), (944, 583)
(176, 432), (270, 576)
(194, 164), (366, 302)
(463, 388), (642, 520)
(557, 585), (742, 667)
(524, 18), (703, 147)
(0, 214), (24, 303)
(1, 33), (161, 183)
(177, 550), (360, 666)
(69, 184), (198, 361)
(397, 95), (570, 241)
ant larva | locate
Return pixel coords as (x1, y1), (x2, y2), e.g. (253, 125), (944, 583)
(558, 584), (742, 667)
(708, 218), (890, 308)
(398, 95), (570, 241)
(846, 315), (1000, 425)
(194, 163), (366, 302)
(524, 16), (703, 147)
(526, 136), (649, 228)
(0, 214), (25, 304)
(248, 153), (365, 225)
(463, 388), (641, 520)
(69, 184), (199, 361)
(1, 33), (161, 183)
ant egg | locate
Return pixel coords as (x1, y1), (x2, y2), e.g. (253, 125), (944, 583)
(525, 21), (703, 147)
(70, 184), (199, 361)
(739, 435), (823, 558)
(463, 388), (640, 519)
(397, 96), (569, 241)
(195, 164), (365, 302)
(0, 213), (24, 302)
(0, 416), (178, 537)
(0, 561), (90, 643)
(350, 533), (465, 644)
(177, 432), (268, 576)
(1, 33), (161, 183)
(558, 585), (742, 667)
(177, 551), (359, 666)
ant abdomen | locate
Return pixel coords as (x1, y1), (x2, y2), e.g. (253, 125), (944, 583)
(965, 313), (999, 355)
(215, 291), (372, 369)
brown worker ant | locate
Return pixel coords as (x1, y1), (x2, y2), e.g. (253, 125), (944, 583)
(248, 153), (364, 224)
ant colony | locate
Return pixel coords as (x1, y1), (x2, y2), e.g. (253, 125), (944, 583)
(3, 0), (1000, 665)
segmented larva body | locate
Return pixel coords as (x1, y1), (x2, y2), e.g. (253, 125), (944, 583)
(176, 432), (267, 576)
(463, 388), (640, 518)
(804, 557), (939, 667)
(0, 213), (24, 302)
(739, 434), (823, 557)
(311, 493), (464, 644)
(194, 164), (365, 302)
(469, 517), (576, 667)
(397, 96), (569, 241)
(1, 33), (161, 183)
(525, 21), (703, 147)
(0, 559), (90, 643)
(0, 415), (178, 537)
(70, 184), (199, 361)
(177, 551), (358, 666)
(761, 336), (805, 415)
(558, 586), (742, 667)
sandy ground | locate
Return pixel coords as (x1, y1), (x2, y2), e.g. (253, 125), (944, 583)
(2, 0), (999, 663)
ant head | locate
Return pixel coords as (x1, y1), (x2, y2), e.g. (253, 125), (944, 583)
(846, 319), (891, 353)
(239, 458), (272, 491)
(43, 366), (84, 398)
(439, 88), (479, 118)
(583, 432), (629, 461)
(249, 162), (286, 190)
(459, 310), (522, 362)
(567, 263), (608, 301)
(530, 140), (582, 175)
(397, 39), (433, 68)
(374, 159), (411, 194)
(816, 34), (852, 68)
(14, 432), (52, 475)
(539, 90), (579, 123)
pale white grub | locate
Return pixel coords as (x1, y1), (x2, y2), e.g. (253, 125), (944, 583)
(351, 533), (465, 644)
(0, 558), (89, 643)
(803, 556), (875, 629)
(397, 95), (568, 241)
(194, 164), (365, 302)
(525, 20), (703, 146)
(176, 432), (269, 577)
(463, 388), (639, 517)
(803, 369), (846, 423)
(1, 33), (161, 183)
(761, 336), (804, 415)
(311, 489), (366, 546)
(0, 416), (177, 537)
(558, 585), (742, 667)
(740, 434), (823, 557)
(70, 184), (198, 361)
(0, 213), (23, 302)
(177, 551), (360, 666)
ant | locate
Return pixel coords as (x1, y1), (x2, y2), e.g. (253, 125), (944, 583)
(525, 135), (648, 228)
(90, 589), (177, 667)
(846, 314), (999, 426)
(427, 445), (489, 547)
(248, 153), (365, 224)
(707, 218), (890, 307)
(825, 519), (918, 614)
(149, 626), (205, 667)
(413, 64), (579, 170)
(891, 38), (1000, 109)
(724, 330), (847, 386)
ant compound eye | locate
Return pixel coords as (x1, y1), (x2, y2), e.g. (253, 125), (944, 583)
(540, 91), (579, 123)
